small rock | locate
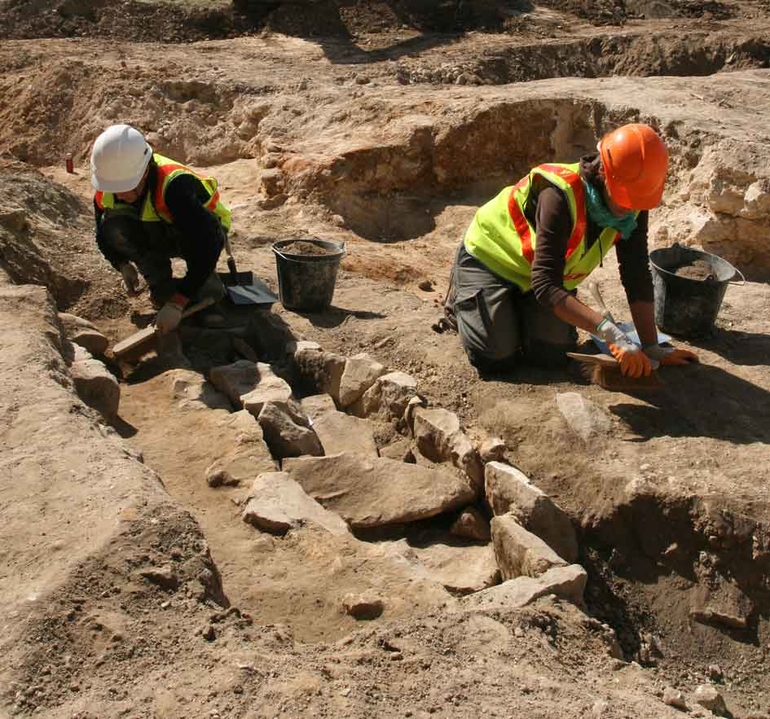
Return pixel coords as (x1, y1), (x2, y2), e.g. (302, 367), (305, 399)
(202, 625), (216, 641)
(708, 664), (723, 682)
(662, 686), (687, 711)
(479, 437), (507, 463)
(693, 684), (727, 716)
(591, 700), (609, 718)
(342, 592), (384, 620)
(450, 507), (491, 542)
(418, 279), (434, 292)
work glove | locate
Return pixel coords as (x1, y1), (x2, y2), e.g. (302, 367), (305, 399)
(155, 294), (187, 335)
(119, 262), (140, 296)
(595, 318), (653, 379)
(643, 344), (700, 366)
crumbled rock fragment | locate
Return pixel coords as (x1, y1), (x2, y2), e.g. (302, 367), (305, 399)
(479, 437), (507, 463)
(450, 507), (491, 542)
(693, 684), (727, 716)
(294, 344), (345, 401)
(342, 592), (384, 620)
(413, 407), (483, 490)
(662, 687), (687, 711)
(168, 369), (231, 411)
(351, 371), (418, 420)
(378, 437), (415, 463)
(300, 393), (337, 421)
(690, 580), (753, 629)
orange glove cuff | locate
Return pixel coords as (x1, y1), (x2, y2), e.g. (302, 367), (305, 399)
(170, 293), (189, 309)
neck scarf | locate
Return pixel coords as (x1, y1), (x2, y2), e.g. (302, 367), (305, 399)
(583, 180), (637, 240)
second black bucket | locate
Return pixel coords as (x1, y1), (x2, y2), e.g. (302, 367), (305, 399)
(272, 238), (346, 312)
(649, 243), (744, 337)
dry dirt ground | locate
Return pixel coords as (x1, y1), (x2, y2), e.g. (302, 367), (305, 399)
(2, 1), (770, 717)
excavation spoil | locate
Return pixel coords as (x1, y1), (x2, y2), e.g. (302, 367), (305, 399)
(280, 240), (338, 257)
(674, 259), (717, 281)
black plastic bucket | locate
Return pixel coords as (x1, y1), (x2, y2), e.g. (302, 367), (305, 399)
(649, 243), (744, 337)
(272, 238), (346, 312)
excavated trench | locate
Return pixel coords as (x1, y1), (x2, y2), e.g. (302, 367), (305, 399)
(3, 10), (770, 709)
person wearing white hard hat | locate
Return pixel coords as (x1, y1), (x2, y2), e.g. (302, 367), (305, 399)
(90, 124), (231, 335)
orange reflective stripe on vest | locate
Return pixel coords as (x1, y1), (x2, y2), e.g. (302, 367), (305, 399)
(463, 162), (630, 292)
(93, 154), (231, 231)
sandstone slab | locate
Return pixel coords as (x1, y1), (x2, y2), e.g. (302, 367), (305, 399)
(283, 452), (475, 529)
(294, 344), (345, 402)
(351, 371), (418, 421)
(258, 402), (323, 459)
(337, 353), (386, 407)
(312, 409), (378, 457)
(70, 344), (120, 419)
(242, 471), (350, 536)
(168, 369), (232, 411)
(413, 407), (484, 490)
(491, 514), (569, 580)
(406, 541), (500, 594)
(301, 393), (337, 421)
(485, 461), (578, 563)
(460, 564), (587, 611)
(205, 410), (276, 486)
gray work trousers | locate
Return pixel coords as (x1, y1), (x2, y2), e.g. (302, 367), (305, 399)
(446, 243), (577, 370)
(100, 206), (226, 306)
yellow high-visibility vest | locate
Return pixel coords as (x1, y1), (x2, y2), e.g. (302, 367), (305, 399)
(464, 163), (636, 291)
(95, 153), (231, 231)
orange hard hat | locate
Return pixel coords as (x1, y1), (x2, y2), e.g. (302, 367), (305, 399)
(598, 123), (669, 210)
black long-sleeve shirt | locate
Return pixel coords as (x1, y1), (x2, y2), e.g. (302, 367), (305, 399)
(527, 154), (654, 308)
(95, 163), (224, 300)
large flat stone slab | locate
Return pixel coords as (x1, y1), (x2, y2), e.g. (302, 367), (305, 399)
(283, 452), (476, 529)
(242, 472), (350, 536)
(387, 539), (500, 594)
(460, 564), (587, 611)
(205, 410), (276, 486)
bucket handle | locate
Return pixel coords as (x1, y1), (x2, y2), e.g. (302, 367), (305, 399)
(273, 241), (346, 263)
(730, 266), (746, 286)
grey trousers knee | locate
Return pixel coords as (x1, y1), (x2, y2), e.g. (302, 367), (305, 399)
(447, 244), (577, 369)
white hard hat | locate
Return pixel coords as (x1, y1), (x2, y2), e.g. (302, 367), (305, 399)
(90, 124), (153, 193)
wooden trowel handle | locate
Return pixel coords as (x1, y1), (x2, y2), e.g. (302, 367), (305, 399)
(181, 295), (216, 319)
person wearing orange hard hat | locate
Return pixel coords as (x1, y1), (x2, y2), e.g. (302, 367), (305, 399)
(443, 122), (699, 377)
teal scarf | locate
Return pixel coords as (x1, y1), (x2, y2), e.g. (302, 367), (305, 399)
(584, 181), (637, 240)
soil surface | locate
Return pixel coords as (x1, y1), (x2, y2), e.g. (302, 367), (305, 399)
(675, 259), (719, 281)
(2, 2), (770, 718)
(278, 240), (340, 256)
